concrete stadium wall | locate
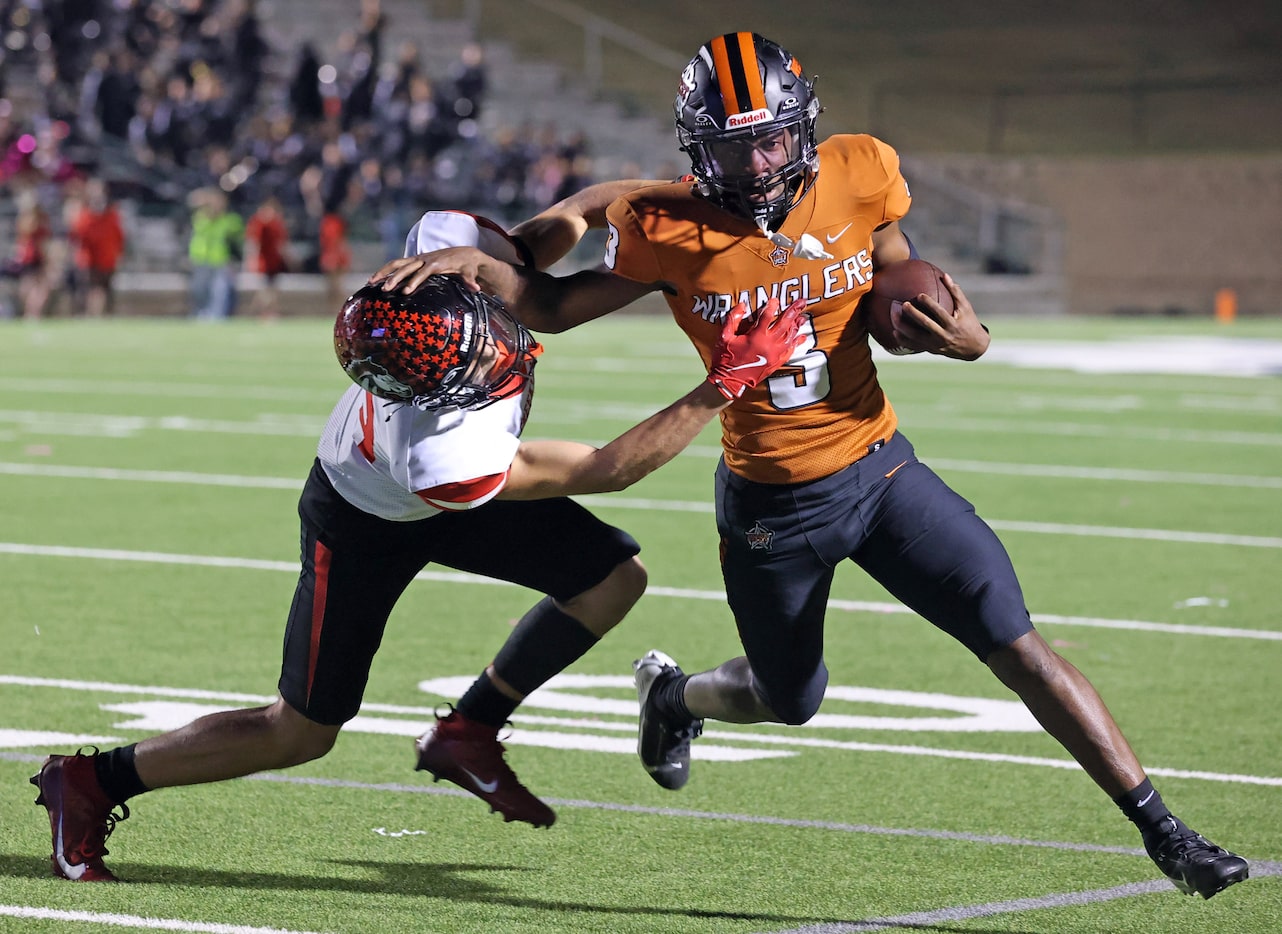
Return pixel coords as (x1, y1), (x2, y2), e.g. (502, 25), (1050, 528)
(922, 154), (1282, 317)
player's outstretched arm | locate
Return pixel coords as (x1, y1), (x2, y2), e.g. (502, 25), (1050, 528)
(498, 298), (806, 499)
(369, 178), (666, 327)
(510, 178), (667, 271)
(375, 248), (659, 335)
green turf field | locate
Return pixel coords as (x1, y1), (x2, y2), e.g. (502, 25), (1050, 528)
(2, 314), (1280, 933)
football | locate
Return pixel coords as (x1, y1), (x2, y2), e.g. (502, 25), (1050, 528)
(860, 259), (954, 355)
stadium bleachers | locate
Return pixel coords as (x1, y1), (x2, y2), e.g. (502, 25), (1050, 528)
(3, 1), (1279, 317)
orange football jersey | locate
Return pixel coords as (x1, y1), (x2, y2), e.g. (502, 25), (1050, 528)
(604, 133), (913, 484)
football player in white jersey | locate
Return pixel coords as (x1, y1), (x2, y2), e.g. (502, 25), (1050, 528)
(31, 181), (806, 882)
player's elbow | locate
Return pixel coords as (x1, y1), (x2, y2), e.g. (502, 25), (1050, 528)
(511, 289), (575, 333)
(525, 313), (576, 335)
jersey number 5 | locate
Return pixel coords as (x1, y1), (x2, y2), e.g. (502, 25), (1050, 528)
(765, 314), (829, 410)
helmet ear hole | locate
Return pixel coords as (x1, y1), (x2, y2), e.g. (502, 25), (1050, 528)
(334, 277), (536, 410)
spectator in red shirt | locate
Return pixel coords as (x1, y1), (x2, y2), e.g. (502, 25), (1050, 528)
(4, 193), (53, 320)
(69, 178), (126, 318)
(318, 203), (351, 311)
(245, 195), (291, 319)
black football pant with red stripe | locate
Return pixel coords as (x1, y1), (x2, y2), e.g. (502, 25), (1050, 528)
(278, 459), (639, 724)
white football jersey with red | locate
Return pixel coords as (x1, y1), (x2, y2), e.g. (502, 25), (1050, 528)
(315, 212), (532, 521)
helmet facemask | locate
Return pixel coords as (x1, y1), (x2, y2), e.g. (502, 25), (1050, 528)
(676, 33), (821, 230)
(442, 291), (538, 408)
(335, 277), (538, 412)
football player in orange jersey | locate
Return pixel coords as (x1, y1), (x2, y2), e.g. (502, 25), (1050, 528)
(373, 32), (1247, 900)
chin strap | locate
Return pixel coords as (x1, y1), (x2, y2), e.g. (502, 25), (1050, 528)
(756, 218), (833, 261)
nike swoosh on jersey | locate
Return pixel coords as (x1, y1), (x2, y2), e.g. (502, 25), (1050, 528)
(884, 460), (909, 479)
(461, 767), (499, 794)
(826, 223), (854, 244)
(727, 355), (768, 371)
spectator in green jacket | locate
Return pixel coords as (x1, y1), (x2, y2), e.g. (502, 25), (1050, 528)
(187, 188), (244, 319)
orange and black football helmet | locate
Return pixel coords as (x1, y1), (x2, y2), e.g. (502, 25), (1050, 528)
(675, 32), (821, 229)
(334, 277), (538, 410)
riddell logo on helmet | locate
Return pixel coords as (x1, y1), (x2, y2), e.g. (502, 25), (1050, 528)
(726, 108), (772, 129)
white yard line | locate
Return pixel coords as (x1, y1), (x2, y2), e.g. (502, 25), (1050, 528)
(2, 542), (1279, 642)
(756, 869), (1281, 934)
(928, 457), (1282, 489)
(902, 414), (1282, 447)
(5, 399), (1282, 447)
(2, 773), (1274, 934)
(8, 754), (1276, 861)
(580, 496), (1282, 549)
(0, 905), (328, 934)
(3, 461), (1281, 546)
(4, 674), (1281, 787)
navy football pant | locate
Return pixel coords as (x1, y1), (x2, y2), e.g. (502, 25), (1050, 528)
(716, 431), (1032, 724)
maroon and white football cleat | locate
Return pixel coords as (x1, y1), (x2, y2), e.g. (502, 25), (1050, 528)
(414, 708), (555, 827)
(31, 749), (130, 882)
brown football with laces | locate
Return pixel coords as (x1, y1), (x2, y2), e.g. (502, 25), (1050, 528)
(860, 259), (954, 355)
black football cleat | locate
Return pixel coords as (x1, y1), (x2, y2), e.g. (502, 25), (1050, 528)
(1146, 817), (1249, 898)
(633, 649), (703, 790)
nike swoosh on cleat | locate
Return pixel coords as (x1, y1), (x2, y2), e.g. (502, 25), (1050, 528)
(727, 355), (768, 371)
(826, 223), (853, 244)
(884, 460), (909, 479)
(55, 815), (87, 880)
(460, 767), (499, 795)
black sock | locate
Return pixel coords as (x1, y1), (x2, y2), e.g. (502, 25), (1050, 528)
(456, 671), (517, 730)
(94, 744), (149, 804)
(1114, 778), (1184, 844)
(456, 599), (600, 729)
(653, 672), (693, 723)
(491, 597), (599, 696)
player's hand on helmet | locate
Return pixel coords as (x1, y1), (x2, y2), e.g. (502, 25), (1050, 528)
(707, 297), (808, 400)
(370, 247), (490, 294)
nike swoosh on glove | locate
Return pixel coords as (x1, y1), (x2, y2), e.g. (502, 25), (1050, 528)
(707, 297), (808, 400)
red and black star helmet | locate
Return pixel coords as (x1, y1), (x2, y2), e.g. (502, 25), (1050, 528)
(334, 276), (538, 410)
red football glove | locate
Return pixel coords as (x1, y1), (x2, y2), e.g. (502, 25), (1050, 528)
(707, 297), (808, 400)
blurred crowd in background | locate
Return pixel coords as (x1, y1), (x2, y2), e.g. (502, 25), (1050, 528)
(0, 0), (604, 319)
